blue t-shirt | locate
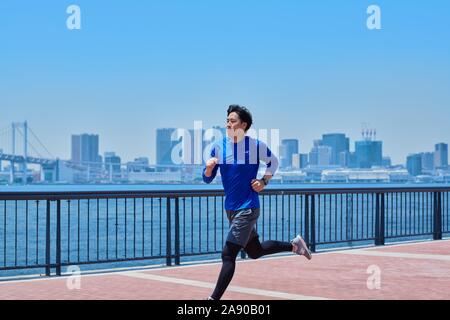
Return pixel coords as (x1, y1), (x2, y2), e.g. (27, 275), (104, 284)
(202, 136), (279, 211)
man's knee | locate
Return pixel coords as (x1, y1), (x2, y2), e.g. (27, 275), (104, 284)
(245, 245), (263, 259)
(244, 238), (263, 259)
(246, 251), (262, 259)
(221, 251), (235, 262)
(222, 242), (241, 262)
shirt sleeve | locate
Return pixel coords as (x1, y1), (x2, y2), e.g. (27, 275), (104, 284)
(258, 140), (279, 177)
(202, 144), (219, 184)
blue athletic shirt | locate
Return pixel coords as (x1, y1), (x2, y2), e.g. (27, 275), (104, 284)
(202, 136), (279, 211)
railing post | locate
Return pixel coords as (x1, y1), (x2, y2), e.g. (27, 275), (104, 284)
(310, 194), (316, 253)
(433, 192), (442, 240)
(166, 197), (172, 266)
(375, 193), (385, 246)
(375, 194), (379, 245)
(45, 199), (51, 276)
(56, 199), (61, 276)
(174, 197), (180, 265)
(304, 194), (309, 248)
(380, 193), (385, 245)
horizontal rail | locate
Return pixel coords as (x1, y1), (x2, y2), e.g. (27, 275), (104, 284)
(1, 185), (450, 200)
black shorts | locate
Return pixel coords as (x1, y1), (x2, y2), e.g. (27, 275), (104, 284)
(226, 208), (260, 247)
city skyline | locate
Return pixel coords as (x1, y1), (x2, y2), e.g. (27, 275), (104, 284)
(1, 122), (448, 168)
(1, 123), (448, 184)
(1, 115), (449, 166)
(1, 1), (449, 165)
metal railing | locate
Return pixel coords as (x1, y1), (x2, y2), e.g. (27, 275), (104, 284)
(0, 185), (449, 276)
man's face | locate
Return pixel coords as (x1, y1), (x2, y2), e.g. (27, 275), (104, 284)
(226, 112), (247, 139)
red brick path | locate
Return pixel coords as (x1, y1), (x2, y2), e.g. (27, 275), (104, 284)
(1, 239), (449, 300)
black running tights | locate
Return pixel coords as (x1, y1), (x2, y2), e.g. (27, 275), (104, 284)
(210, 237), (292, 300)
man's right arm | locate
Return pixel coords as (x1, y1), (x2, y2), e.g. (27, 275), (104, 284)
(202, 158), (219, 184)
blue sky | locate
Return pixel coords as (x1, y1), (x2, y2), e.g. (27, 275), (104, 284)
(1, 0), (449, 164)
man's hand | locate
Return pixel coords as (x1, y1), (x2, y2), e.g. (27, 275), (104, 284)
(251, 179), (265, 193)
(204, 157), (219, 177)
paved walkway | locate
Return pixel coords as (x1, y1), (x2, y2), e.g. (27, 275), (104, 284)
(1, 239), (450, 300)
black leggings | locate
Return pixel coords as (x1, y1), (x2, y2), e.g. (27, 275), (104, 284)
(210, 237), (293, 300)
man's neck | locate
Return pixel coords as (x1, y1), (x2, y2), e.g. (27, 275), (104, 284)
(232, 135), (246, 144)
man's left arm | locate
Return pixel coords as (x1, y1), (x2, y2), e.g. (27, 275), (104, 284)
(251, 141), (279, 192)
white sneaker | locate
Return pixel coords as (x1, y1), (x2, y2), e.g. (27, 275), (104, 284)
(291, 235), (312, 260)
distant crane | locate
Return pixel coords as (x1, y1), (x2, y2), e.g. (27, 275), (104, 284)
(361, 123), (377, 141)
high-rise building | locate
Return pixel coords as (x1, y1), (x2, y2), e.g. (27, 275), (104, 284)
(407, 154), (422, 176)
(318, 146), (332, 166)
(355, 140), (382, 168)
(280, 139), (299, 169)
(434, 143), (448, 169)
(322, 133), (350, 166)
(421, 152), (435, 171)
(71, 136), (81, 163)
(339, 151), (358, 168)
(340, 150), (358, 168)
(71, 134), (101, 164)
(292, 153), (300, 170)
(104, 152), (121, 174)
(300, 153), (309, 169)
(339, 151), (350, 167)
(309, 145), (332, 166)
(309, 148), (318, 166)
(292, 153), (306, 170)
(349, 152), (358, 168)
(156, 128), (178, 166)
(309, 140), (321, 166)
(382, 157), (392, 167)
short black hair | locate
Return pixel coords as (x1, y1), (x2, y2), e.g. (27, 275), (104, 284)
(227, 105), (253, 132)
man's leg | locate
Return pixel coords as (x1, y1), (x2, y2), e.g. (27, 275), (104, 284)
(210, 241), (242, 300)
(244, 236), (292, 259)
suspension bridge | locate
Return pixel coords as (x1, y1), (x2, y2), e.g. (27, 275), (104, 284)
(0, 122), (106, 184)
(0, 122), (55, 184)
(0, 122), (204, 185)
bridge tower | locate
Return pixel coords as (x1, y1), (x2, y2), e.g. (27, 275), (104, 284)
(10, 121), (28, 184)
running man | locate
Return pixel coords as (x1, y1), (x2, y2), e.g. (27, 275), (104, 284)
(203, 105), (312, 300)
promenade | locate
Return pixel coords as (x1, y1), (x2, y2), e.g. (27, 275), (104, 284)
(1, 239), (449, 300)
